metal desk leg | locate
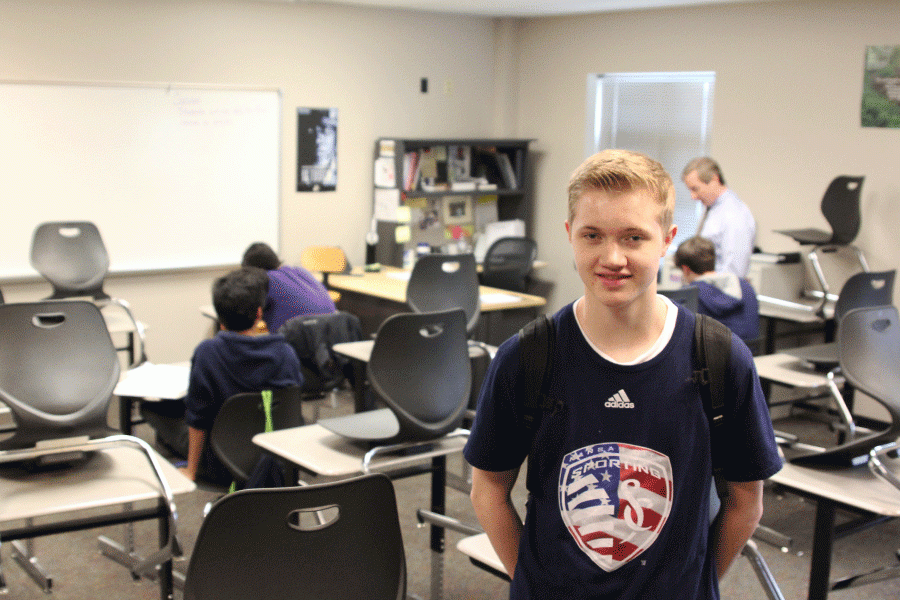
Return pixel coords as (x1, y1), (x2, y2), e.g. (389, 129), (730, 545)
(430, 455), (447, 600)
(119, 396), (136, 435)
(808, 499), (837, 600)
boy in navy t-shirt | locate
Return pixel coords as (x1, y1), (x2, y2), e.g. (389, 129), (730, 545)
(464, 149), (781, 599)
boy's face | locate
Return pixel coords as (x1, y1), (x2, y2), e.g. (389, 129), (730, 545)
(566, 187), (676, 310)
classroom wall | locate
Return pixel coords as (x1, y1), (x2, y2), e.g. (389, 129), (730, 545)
(3, 0), (898, 363)
(516, 0), (900, 314)
(0, 0), (504, 362)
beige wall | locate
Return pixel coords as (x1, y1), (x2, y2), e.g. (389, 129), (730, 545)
(0, 0), (502, 362)
(2, 0), (898, 363)
(517, 0), (900, 313)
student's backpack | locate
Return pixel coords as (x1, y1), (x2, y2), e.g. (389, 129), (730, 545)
(517, 312), (732, 504)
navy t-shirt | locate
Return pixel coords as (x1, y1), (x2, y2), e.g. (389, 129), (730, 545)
(464, 301), (781, 600)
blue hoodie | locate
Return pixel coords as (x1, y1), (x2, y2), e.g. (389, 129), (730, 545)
(185, 330), (302, 432)
(691, 276), (760, 342)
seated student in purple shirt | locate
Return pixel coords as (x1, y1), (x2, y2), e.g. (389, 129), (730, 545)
(241, 242), (336, 333)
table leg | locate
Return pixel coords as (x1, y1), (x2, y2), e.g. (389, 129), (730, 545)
(431, 455), (447, 553)
(119, 396), (135, 435)
(808, 498), (837, 600)
(158, 503), (173, 600)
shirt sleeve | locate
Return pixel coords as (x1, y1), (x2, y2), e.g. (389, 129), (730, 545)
(721, 336), (783, 482)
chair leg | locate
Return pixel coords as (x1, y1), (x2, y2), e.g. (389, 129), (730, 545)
(741, 540), (786, 600)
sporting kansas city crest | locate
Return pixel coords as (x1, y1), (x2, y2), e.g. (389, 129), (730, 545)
(558, 443), (673, 572)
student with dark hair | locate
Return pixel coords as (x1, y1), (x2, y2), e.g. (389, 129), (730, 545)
(675, 236), (760, 343)
(241, 242), (336, 333)
(141, 267), (302, 484)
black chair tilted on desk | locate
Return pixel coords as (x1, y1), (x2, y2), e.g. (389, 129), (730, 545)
(479, 236), (537, 293)
(317, 308), (471, 447)
(30, 220), (147, 366)
(775, 175), (869, 312)
(183, 473), (406, 600)
(789, 305), (900, 468)
(407, 253), (481, 336)
(0, 300), (181, 594)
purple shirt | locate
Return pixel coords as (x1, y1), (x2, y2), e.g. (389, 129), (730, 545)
(264, 265), (336, 333)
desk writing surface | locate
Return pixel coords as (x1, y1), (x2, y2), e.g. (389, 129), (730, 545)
(757, 295), (834, 322)
(253, 423), (466, 477)
(328, 267), (546, 311)
(753, 353), (838, 389)
(333, 339), (496, 364)
(457, 532), (506, 575)
(0, 446), (195, 522)
(770, 459), (900, 516)
(114, 362), (190, 400)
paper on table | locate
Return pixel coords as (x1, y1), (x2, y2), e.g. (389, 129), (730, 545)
(480, 292), (523, 305)
(386, 271), (412, 280)
(114, 362), (190, 399)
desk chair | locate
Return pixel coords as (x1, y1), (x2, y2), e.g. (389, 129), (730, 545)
(659, 286), (700, 313)
(778, 270), (895, 445)
(30, 221), (146, 366)
(300, 245), (348, 304)
(209, 385), (305, 490)
(407, 253), (481, 336)
(776, 176), (869, 314)
(317, 308), (471, 446)
(0, 300), (180, 593)
(183, 473), (406, 600)
(479, 236), (537, 292)
(789, 305), (900, 468)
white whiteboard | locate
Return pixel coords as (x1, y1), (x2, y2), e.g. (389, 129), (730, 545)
(0, 81), (281, 279)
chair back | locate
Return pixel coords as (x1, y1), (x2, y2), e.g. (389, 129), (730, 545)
(791, 305), (900, 467)
(821, 175), (864, 245)
(833, 269), (895, 324)
(300, 246), (348, 303)
(407, 253), (481, 335)
(659, 286), (700, 313)
(30, 221), (111, 300)
(368, 308), (471, 442)
(183, 473), (406, 600)
(278, 311), (363, 395)
(0, 300), (119, 450)
(209, 385), (304, 486)
(479, 236), (537, 292)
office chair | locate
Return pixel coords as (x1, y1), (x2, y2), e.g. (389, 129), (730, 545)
(790, 305), (900, 468)
(209, 385), (305, 489)
(317, 308), (471, 446)
(775, 176), (869, 313)
(0, 300), (180, 591)
(300, 245), (348, 304)
(278, 311), (363, 421)
(29, 221), (147, 366)
(183, 473), (406, 600)
(407, 253), (481, 336)
(479, 236), (537, 292)
(659, 286), (700, 313)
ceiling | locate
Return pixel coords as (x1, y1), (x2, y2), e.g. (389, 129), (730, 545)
(289, 0), (782, 17)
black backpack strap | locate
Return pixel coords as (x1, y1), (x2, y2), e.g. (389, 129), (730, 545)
(693, 313), (732, 499)
(517, 314), (557, 437)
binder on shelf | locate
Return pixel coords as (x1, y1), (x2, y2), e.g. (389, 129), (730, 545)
(495, 153), (517, 189)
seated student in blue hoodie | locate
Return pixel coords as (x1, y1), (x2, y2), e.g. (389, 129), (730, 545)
(674, 236), (760, 343)
(141, 267), (302, 484)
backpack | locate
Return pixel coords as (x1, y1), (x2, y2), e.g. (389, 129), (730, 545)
(516, 311), (733, 504)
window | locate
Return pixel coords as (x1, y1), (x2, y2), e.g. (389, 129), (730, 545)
(585, 71), (715, 251)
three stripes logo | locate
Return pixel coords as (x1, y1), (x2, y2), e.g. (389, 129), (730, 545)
(605, 390), (634, 409)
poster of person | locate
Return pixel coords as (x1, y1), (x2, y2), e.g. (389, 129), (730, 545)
(861, 45), (900, 128)
(297, 107), (337, 191)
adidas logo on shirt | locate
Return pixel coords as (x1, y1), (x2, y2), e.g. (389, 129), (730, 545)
(605, 389), (634, 409)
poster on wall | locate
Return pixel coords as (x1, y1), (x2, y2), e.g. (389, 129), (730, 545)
(861, 45), (900, 128)
(297, 107), (338, 191)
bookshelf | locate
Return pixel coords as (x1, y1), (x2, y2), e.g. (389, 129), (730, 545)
(372, 138), (533, 267)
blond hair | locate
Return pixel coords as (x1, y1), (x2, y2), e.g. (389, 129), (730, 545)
(567, 149), (675, 229)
